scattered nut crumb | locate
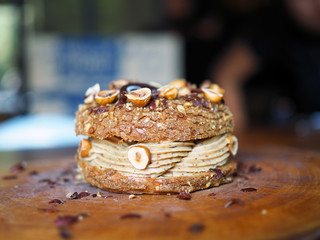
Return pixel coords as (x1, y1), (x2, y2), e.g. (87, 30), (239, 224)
(224, 198), (244, 208)
(261, 209), (267, 215)
(10, 162), (27, 173)
(55, 213), (90, 239)
(120, 213), (142, 220)
(97, 192), (102, 197)
(2, 175), (17, 180)
(49, 199), (64, 204)
(59, 228), (71, 239)
(177, 191), (191, 200)
(241, 187), (257, 192)
(209, 168), (223, 179)
(54, 215), (79, 229)
(78, 192), (90, 198)
(38, 208), (59, 213)
(29, 170), (38, 176)
(128, 194), (136, 199)
(78, 213), (90, 220)
(188, 223), (205, 233)
(66, 192), (78, 199)
(207, 193), (216, 197)
(75, 174), (82, 180)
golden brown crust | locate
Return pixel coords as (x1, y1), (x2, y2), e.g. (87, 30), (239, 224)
(76, 155), (237, 194)
(75, 97), (234, 142)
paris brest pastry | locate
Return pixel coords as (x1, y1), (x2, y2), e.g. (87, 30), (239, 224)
(75, 79), (238, 194)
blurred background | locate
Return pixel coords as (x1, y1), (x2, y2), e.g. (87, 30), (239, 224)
(0, 0), (319, 151)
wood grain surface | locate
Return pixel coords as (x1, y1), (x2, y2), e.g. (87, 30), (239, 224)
(0, 146), (320, 240)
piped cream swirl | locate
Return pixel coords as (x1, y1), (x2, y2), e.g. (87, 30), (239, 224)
(81, 133), (237, 178)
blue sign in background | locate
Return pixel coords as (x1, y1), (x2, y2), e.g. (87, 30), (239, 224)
(29, 34), (181, 116)
(56, 36), (119, 81)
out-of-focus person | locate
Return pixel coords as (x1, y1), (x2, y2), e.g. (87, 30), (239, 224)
(155, 0), (227, 84)
(211, 0), (320, 134)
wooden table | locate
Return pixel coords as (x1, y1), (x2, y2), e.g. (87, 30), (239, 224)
(0, 128), (320, 240)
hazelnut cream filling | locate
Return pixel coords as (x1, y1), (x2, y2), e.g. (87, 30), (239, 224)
(80, 133), (238, 178)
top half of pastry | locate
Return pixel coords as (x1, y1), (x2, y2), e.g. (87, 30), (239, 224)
(75, 79), (234, 143)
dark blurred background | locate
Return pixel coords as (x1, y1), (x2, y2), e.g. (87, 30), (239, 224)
(0, 0), (319, 150)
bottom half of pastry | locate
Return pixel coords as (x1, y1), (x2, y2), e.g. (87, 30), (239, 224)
(76, 133), (238, 194)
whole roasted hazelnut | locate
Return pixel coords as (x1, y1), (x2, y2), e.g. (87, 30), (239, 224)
(126, 88), (151, 107)
(95, 90), (119, 105)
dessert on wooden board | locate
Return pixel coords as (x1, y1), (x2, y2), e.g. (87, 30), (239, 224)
(75, 79), (238, 194)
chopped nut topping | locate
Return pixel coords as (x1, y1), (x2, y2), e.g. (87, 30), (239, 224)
(78, 104), (87, 112)
(84, 123), (93, 133)
(101, 112), (109, 120)
(177, 105), (186, 114)
(183, 102), (192, 108)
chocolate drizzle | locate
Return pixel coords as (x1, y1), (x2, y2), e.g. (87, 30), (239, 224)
(120, 83), (157, 93)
